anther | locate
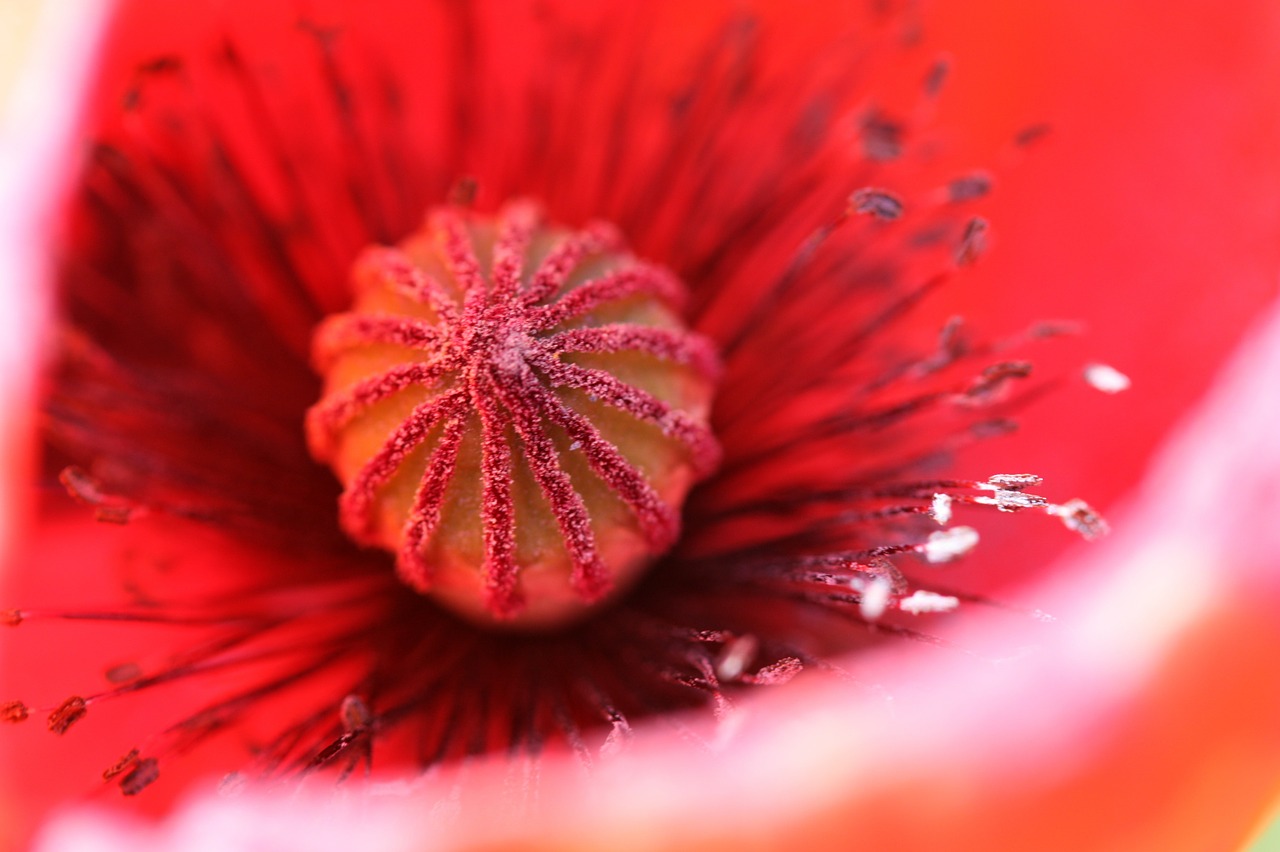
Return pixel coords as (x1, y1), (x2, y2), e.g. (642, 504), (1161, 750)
(48, 696), (88, 734)
(850, 188), (904, 220)
(948, 173), (992, 203)
(58, 466), (144, 524)
(714, 635), (759, 682)
(1015, 123), (1053, 148)
(956, 217), (989, 266)
(340, 695), (372, 733)
(1049, 498), (1110, 540)
(858, 576), (894, 620)
(982, 474), (1043, 492)
(923, 58), (950, 97)
(898, 590), (960, 615)
(1084, 363), (1131, 394)
(920, 526), (980, 563)
(2, 701), (29, 723)
(741, 657), (803, 686)
(929, 493), (953, 525)
(979, 490), (1049, 512)
(861, 111), (904, 161)
(103, 748), (140, 781)
(120, 757), (160, 796)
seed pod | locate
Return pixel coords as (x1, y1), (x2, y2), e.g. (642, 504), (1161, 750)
(307, 201), (720, 627)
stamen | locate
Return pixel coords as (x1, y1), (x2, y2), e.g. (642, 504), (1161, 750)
(714, 634), (759, 682)
(740, 657), (803, 686)
(850, 187), (905, 220)
(1084, 363), (1132, 394)
(898, 590), (961, 615)
(58, 466), (145, 524)
(981, 474), (1043, 491)
(983, 490), (1050, 512)
(955, 217), (989, 265)
(947, 173), (993, 203)
(2, 701), (29, 723)
(47, 696), (88, 735)
(120, 758), (160, 796)
(1048, 498), (1111, 540)
(102, 748), (140, 781)
(920, 526), (980, 563)
(858, 576), (894, 621)
(930, 493), (953, 525)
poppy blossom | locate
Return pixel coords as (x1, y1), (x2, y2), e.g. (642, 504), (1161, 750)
(4, 0), (1280, 850)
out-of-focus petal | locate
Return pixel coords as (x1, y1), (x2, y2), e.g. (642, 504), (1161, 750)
(0, 2), (110, 846)
(0, 0), (110, 550)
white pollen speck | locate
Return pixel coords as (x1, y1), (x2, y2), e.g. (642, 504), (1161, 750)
(898, 590), (960, 615)
(859, 576), (893, 620)
(1084, 363), (1131, 394)
(930, 493), (953, 525)
(569, 440), (583, 451)
(715, 634), (759, 682)
(922, 526), (980, 563)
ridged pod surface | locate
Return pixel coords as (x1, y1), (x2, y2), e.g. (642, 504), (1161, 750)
(307, 201), (720, 626)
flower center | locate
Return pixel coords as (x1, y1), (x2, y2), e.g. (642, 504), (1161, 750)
(306, 201), (721, 627)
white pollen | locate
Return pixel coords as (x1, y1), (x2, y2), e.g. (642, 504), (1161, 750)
(1084, 363), (1131, 394)
(922, 526), (980, 563)
(859, 576), (893, 620)
(982, 473), (1042, 491)
(1047, 498), (1111, 540)
(715, 634), (759, 682)
(930, 493), (953, 525)
(974, 489), (1048, 512)
(898, 590), (960, 615)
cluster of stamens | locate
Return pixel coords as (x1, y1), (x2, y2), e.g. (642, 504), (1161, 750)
(306, 201), (720, 626)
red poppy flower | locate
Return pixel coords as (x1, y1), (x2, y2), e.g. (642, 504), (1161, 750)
(3, 0), (1280, 850)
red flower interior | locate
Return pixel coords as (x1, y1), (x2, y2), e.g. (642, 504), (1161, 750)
(4, 0), (1279, 847)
